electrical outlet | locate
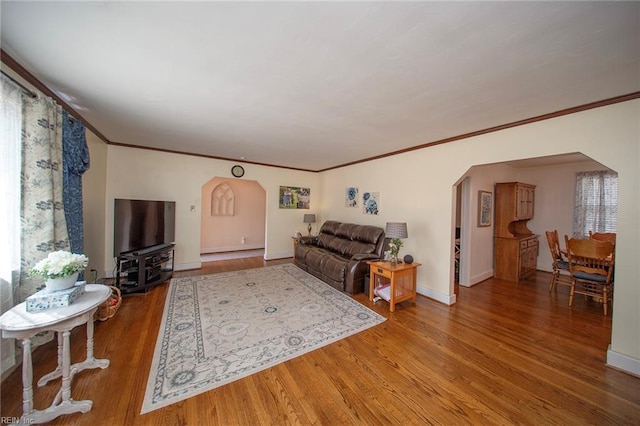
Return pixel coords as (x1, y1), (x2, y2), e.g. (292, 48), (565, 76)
(241, 237), (246, 244)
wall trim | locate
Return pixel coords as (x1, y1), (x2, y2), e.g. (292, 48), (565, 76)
(175, 262), (202, 272)
(607, 346), (640, 378)
(264, 251), (292, 261)
(201, 244), (264, 254)
(417, 285), (456, 306)
(469, 270), (494, 286)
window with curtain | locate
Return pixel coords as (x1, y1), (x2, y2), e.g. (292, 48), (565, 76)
(573, 170), (618, 237)
(1, 74), (23, 373)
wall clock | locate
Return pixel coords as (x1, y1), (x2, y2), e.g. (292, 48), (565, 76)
(231, 165), (245, 178)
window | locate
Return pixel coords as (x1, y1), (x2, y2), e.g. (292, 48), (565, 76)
(573, 171), (617, 237)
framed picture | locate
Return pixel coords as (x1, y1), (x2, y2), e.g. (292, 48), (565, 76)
(478, 191), (492, 227)
(345, 187), (359, 207)
(279, 186), (310, 209)
(362, 191), (379, 215)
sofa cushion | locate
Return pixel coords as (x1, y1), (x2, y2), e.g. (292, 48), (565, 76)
(319, 220), (340, 236)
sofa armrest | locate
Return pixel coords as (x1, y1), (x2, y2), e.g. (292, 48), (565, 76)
(350, 253), (380, 261)
(298, 236), (318, 246)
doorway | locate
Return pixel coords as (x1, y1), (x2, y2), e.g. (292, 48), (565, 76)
(200, 177), (266, 261)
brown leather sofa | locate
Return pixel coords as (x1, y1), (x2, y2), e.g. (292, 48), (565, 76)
(294, 220), (385, 293)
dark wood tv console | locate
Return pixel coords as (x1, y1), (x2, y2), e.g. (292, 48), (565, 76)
(115, 243), (175, 294)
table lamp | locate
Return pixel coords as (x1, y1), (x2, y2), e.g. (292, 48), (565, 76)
(385, 222), (408, 266)
(303, 214), (316, 236)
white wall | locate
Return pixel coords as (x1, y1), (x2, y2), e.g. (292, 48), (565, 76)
(319, 100), (639, 375)
(104, 146), (320, 272)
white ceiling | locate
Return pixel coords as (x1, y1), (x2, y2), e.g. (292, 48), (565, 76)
(1, 1), (638, 171)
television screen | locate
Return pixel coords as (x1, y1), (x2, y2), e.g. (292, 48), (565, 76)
(114, 199), (176, 256)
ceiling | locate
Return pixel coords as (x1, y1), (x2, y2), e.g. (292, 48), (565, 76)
(1, 1), (638, 171)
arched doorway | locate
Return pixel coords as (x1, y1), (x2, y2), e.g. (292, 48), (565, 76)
(200, 177), (266, 261)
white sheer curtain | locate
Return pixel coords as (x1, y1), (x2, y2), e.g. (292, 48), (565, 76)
(573, 170), (618, 237)
(1, 75), (23, 374)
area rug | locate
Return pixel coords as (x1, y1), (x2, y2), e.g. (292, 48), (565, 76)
(140, 263), (385, 414)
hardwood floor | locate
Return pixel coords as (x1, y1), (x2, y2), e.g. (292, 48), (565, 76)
(2, 258), (639, 425)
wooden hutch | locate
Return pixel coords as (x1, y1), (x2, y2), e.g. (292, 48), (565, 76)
(494, 182), (539, 282)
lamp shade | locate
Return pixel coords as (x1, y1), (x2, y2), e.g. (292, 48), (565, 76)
(385, 222), (408, 239)
(303, 214), (316, 224)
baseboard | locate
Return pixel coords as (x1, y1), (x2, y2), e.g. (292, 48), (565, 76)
(607, 346), (640, 377)
(201, 244), (264, 254)
(417, 285), (456, 305)
(264, 251), (292, 260)
(469, 269), (494, 286)
(175, 261), (202, 271)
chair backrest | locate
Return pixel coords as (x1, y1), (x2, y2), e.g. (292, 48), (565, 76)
(565, 236), (615, 283)
(545, 230), (564, 263)
(589, 231), (617, 245)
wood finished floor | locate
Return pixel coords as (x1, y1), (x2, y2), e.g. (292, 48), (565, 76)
(1, 257), (639, 425)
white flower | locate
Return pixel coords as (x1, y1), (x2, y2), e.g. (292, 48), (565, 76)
(29, 250), (89, 279)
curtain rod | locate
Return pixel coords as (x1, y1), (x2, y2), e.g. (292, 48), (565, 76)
(1, 70), (37, 98)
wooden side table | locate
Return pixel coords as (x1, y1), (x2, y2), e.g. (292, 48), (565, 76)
(367, 261), (421, 312)
(0, 284), (111, 424)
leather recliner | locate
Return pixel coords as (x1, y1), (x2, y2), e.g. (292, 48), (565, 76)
(294, 220), (385, 293)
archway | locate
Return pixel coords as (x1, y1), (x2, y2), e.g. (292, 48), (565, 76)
(200, 177), (266, 261)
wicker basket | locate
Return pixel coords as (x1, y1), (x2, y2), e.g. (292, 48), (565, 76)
(96, 285), (122, 321)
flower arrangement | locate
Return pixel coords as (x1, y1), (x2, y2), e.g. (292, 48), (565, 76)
(388, 238), (404, 256)
(29, 250), (89, 280)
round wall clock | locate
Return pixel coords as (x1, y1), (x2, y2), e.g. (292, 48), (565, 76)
(231, 165), (245, 178)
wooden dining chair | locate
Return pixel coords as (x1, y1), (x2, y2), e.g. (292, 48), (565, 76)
(565, 236), (615, 315)
(545, 230), (571, 292)
(589, 231), (617, 245)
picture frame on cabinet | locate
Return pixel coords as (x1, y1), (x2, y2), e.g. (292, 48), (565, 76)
(478, 190), (492, 227)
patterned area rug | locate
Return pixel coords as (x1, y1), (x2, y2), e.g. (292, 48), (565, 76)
(141, 263), (385, 414)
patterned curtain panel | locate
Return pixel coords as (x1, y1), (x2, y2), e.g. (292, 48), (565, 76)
(62, 110), (90, 255)
(20, 93), (70, 303)
(573, 170), (618, 237)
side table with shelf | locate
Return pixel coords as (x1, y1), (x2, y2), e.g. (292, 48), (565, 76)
(367, 261), (421, 312)
(116, 243), (175, 294)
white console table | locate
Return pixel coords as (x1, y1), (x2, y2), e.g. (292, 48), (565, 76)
(0, 284), (111, 424)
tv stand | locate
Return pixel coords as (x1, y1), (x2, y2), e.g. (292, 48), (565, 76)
(116, 244), (175, 294)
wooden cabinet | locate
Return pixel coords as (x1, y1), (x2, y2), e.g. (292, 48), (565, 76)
(516, 184), (535, 220)
(494, 236), (538, 282)
(494, 182), (538, 282)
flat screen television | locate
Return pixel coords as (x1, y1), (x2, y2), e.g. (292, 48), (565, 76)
(113, 199), (176, 256)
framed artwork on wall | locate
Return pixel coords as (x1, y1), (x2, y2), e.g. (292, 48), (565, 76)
(478, 190), (492, 227)
(279, 186), (310, 209)
(362, 192), (379, 215)
(345, 187), (359, 207)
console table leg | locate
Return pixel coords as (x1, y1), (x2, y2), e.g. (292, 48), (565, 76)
(21, 338), (34, 417)
(82, 311), (109, 370)
(37, 332), (63, 387)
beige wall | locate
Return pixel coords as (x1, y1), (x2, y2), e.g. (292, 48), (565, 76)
(318, 100), (639, 374)
(201, 178), (266, 253)
(82, 131), (108, 280)
(104, 145), (320, 271)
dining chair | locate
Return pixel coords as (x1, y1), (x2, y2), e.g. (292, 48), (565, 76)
(545, 230), (571, 292)
(589, 231), (617, 245)
(565, 236), (615, 315)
